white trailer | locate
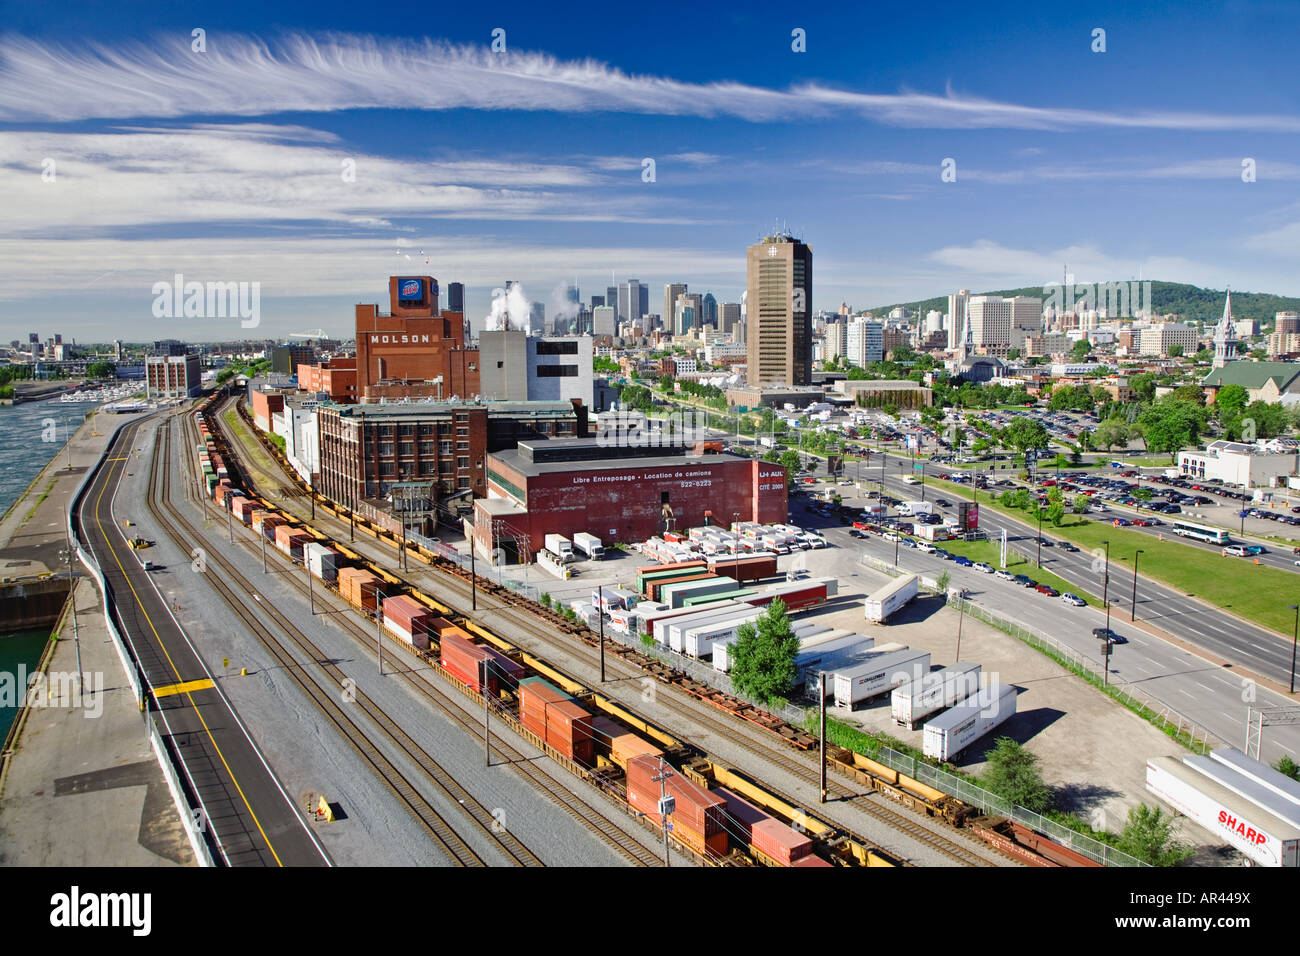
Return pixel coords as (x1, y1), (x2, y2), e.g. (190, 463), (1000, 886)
(1208, 748), (1300, 809)
(864, 574), (918, 624)
(1146, 756), (1300, 867)
(682, 611), (764, 658)
(1183, 754), (1300, 832)
(666, 604), (756, 653)
(573, 532), (605, 560)
(891, 662), (981, 730)
(831, 648), (931, 708)
(896, 500), (933, 517)
(544, 533), (575, 562)
(921, 682), (1017, 761)
(797, 638), (880, 690)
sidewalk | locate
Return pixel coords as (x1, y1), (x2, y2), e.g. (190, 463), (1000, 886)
(0, 409), (127, 577)
(0, 576), (194, 865)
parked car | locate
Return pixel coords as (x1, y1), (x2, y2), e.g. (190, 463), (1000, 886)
(1061, 592), (1085, 607)
(1035, 584), (1059, 596)
(1112, 517), (1131, 527)
(973, 562), (995, 574)
(953, 555), (974, 567)
(994, 569), (1015, 582)
(1012, 574), (1036, 587)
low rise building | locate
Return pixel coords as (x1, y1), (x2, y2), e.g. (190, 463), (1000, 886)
(1178, 440), (1299, 488)
(145, 352), (201, 399)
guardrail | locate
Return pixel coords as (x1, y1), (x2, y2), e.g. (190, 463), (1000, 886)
(68, 410), (215, 867)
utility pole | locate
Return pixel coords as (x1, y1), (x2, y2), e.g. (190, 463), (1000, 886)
(261, 529), (267, 574)
(376, 590), (384, 676)
(61, 523), (83, 698)
(599, 591), (607, 683)
(955, 592), (965, 663)
(227, 500), (233, 543)
(483, 661), (492, 767)
(470, 536), (477, 612)
(1036, 507), (1043, 568)
(306, 552), (314, 615)
(350, 494), (355, 542)
(819, 672), (827, 804)
(652, 758), (674, 867)
(1131, 549), (1143, 622)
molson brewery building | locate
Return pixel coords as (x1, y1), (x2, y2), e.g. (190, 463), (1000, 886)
(475, 436), (787, 559)
(354, 276), (479, 402)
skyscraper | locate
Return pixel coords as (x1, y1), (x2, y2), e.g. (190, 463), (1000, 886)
(720, 302), (740, 336)
(607, 285), (620, 320)
(947, 290), (969, 350)
(746, 234), (812, 385)
(664, 283), (687, 334)
(618, 279), (646, 326)
(446, 282), (465, 314)
(701, 292), (718, 329)
(675, 292), (702, 335)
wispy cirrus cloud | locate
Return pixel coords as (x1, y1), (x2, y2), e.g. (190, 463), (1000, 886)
(0, 125), (700, 236)
(3, 32), (1299, 132)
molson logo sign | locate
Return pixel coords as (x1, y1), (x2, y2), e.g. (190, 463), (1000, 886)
(399, 279), (423, 299)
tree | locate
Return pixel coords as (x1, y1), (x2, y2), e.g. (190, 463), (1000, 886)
(1092, 417), (1129, 452)
(1006, 347), (1021, 361)
(1214, 383), (1249, 419)
(981, 738), (1052, 812)
(729, 598), (800, 705)
(85, 361), (116, 379)
(936, 571), (951, 593)
(1139, 399), (1208, 454)
(1069, 339), (1092, 361)
(778, 449), (801, 485)
(1072, 494), (1089, 513)
(1171, 384), (1205, 406)
(1128, 372), (1158, 404)
(1117, 804), (1193, 866)
(1002, 417), (1050, 454)
(1168, 343), (1184, 358)
(1275, 756), (1300, 781)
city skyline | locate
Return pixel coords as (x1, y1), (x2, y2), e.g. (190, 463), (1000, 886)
(4, 1), (1300, 340)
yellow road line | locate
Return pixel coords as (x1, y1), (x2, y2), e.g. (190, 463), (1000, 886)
(94, 421), (284, 867)
(153, 678), (216, 698)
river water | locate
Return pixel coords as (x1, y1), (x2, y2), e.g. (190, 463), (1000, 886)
(0, 399), (86, 520)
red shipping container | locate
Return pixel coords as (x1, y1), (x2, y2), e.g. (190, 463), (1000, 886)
(481, 645), (525, 683)
(626, 756), (726, 836)
(712, 786), (810, 863)
(791, 853), (833, 867)
(260, 516), (287, 541)
(439, 631), (497, 695)
(382, 595), (429, 630)
(519, 678), (594, 763)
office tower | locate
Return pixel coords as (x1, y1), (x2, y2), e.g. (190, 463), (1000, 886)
(701, 292), (718, 329)
(720, 302), (740, 336)
(1009, 296), (1043, 347)
(746, 234), (812, 385)
(591, 294), (605, 309)
(592, 305), (616, 337)
(446, 282), (465, 314)
(529, 301), (546, 335)
(664, 283), (687, 332)
(675, 292), (702, 335)
(637, 283), (649, 323)
(824, 319), (847, 361)
(607, 285), (620, 320)
(845, 318), (883, 366)
(947, 290), (969, 350)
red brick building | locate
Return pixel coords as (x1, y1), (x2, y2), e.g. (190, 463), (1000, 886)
(298, 357), (358, 402)
(476, 438), (787, 557)
(354, 276), (479, 402)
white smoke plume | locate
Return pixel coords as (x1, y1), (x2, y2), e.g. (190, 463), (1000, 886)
(548, 281), (582, 329)
(483, 282), (532, 332)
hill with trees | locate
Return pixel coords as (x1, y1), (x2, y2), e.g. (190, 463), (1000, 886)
(865, 282), (1300, 327)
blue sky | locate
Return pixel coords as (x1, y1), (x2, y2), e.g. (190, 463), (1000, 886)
(2, 0), (1299, 342)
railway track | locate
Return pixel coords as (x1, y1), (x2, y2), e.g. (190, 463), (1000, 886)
(180, 411), (664, 867)
(156, 418), (544, 867)
(208, 396), (1000, 867)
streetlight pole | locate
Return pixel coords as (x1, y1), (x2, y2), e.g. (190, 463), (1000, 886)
(1102, 539), (1111, 636)
(1289, 604), (1299, 696)
(599, 590), (606, 683)
(1131, 549), (1144, 622)
(955, 592), (965, 663)
(1036, 507), (1043, 568)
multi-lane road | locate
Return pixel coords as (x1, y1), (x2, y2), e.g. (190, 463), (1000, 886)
(789, 456), (1300, 766)
(75, 414), (331, 866)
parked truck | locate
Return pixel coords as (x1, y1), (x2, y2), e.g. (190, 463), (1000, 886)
(544, 533), (576, 563)
(573, 532), (605, 560)
(896, 500), (933, 517)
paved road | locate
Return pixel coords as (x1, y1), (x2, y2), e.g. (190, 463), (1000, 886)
(75, 414), (330, 867)
(787, 461), (1300, 767)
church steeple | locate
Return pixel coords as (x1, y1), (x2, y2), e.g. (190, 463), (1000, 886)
(1213, 288), (1238, 368)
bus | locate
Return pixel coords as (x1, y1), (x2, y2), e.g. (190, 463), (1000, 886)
(1171, 519), (1230, 545)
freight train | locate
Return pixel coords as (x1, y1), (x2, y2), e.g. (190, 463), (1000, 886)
(187, 391), (1102, 868)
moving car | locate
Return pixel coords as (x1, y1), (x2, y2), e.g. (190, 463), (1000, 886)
(1092, 627), (1126, 644)
(1222, 545), (1249, 557)
(1061, 593), (1086, 607)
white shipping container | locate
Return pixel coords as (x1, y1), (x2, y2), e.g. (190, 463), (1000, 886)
(660, 576), (739, 609)
(832, 648), (930, 708)
(921, 682), (1016, 761)
(1183, 754), (1300, 832)
(864, 574), (918, 624)
(1208, 748), (1300, 809)
(648, 600), (741, 644)
(1146, 756), (1300, 867)
(383, 617), (431, 651)
(304, 542), (338, 583)
(682, 611), (763, 658)
(891, 662), (981, 729)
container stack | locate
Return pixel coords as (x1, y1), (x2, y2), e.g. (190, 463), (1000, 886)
(338, 567), (381, 611)
(257, 514), (288, 543)
(712, 786), (813, 865)
(382, 594), (432, 649)
(275, 526), (313, 561)
(304, 542), (338, 583)
(625, 755), (728, 859)
(439, 629), (495, 692)
(231, 497), (257, 525)
(517, 677), (594, 764)
(591, 715), (663, 769)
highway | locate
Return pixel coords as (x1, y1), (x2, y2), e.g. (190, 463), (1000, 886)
(789, 458), (1300, 767)
(75, 414), (331, 867)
